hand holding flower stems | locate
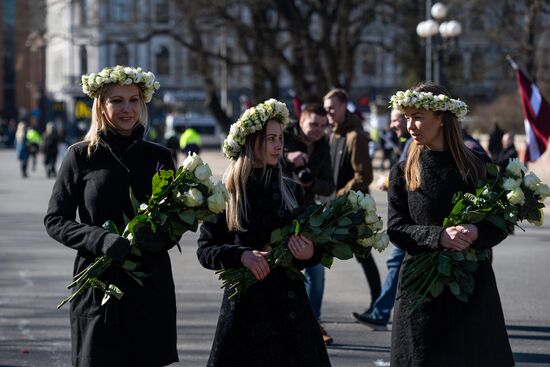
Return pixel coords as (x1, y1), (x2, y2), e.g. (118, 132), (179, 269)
(400, 158), (549, 308)
(58, 153), (228, 308)
(217, 190), (390, 299)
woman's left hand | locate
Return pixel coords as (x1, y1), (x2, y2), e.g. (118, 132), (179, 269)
(455, 224), (479, 243)
(288, 234), (314, 260)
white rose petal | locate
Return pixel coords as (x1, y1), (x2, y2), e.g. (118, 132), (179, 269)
(523, 172), (541, 191)
(507, 187), (526, 205)
(502, 177), (521, 191)
(194, 164), (212, 181)
(183, 188), (203, 207)
(182, 152), (203, 172)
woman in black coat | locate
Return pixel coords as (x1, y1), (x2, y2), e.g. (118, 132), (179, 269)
(387, 83), (514, 367)
(44, 66), (179, 367)
(197, 99), (331, 367)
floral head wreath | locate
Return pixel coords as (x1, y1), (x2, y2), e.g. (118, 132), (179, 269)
(389, 89), (468, 120)
(81, 65), (160, 103)
(223, 98), (290, 160)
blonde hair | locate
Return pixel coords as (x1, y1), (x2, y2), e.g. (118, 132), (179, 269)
(15, 121), (28, 141)
(83, 84), (148, 156)
(323, 88), (348, 104)
(224, 126), (298, 231)
(404, 82), (485, 191)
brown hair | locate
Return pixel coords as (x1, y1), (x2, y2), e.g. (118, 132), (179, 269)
(300, 103), (327, 118)
(323, 88), (348, 104)
(404, 82), (485, 191)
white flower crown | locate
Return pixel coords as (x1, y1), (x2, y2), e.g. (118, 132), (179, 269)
(223, 98), (290, 160)
(389, 89), (468, 120)
(81, 65), (160, 103)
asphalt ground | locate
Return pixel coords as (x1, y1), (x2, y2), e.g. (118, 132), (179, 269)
(0, 147), (549, 367)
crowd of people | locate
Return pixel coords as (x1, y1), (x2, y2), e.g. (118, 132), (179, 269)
(40, 63), (517, 367)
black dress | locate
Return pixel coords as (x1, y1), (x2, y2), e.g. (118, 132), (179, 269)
(387, 149), (514, 367)
(197, 168), (332, 367)
(44, 127), (179, 367)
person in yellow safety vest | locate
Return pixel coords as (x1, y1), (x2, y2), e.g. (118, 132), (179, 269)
(26, 126), (42, 172)
(179, 127), (202, 156)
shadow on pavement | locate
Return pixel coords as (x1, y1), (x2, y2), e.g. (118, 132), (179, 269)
(513, 352), (550, 364)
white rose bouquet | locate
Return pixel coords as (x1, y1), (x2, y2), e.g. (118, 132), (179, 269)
(217, 191), (389, 299)
(400, 159), (549, 308)
(58, 153), (228, 308)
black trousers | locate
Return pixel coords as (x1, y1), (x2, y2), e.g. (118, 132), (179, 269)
(356, 253), (381, 310)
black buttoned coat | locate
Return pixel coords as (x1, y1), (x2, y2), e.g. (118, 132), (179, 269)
(44, 128), (178, 367)
(197, 168), (332, 367)
(387, 149), (514, 367)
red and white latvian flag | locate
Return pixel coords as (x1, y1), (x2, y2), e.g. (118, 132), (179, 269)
(515, 67), (550, 161)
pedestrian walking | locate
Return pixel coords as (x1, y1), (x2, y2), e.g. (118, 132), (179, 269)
(15, 121), (30, 178)
(26, 119), (42, 172)
(387, 82), (514, 366)
(197, 99), (331, 367)
(40, 121), (59, 178)
(44, 65), (180, 367)
(354, 109), (410, 330)
(282, 103), (335, 344)
(494, 132), (519, 173)
(323, 88), (382, 318)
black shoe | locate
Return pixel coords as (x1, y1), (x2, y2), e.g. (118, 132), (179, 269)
(352, 312), (388, 331)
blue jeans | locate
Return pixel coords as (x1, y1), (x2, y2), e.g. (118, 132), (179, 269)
(369, 244), (406, 323)
(304, 263), (325, 320)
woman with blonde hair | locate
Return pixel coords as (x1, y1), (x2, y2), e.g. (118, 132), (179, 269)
(44, 66), (179, 367)
(197, 99), (331, 366)
(15, 121), (30, 178)
(387, 82), (514, 367)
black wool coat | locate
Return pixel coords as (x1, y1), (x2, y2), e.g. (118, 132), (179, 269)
(44, 127), (178, 367)
(197, 168), (332, 367)
(387, 149), (514, 367)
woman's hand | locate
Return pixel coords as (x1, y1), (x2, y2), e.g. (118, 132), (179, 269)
(288, 234), (314, 260)
(439, 225), (477, 251)
(241, 250), (270, 281)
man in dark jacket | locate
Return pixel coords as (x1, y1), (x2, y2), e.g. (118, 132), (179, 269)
(323, 88), (381, 319)
(283, 103), (335, 343)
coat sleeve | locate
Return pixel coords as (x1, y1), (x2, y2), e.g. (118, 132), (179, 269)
(43, 146), (123, 258)
(386, 163), (443, 255)
(197, 213), (252, 270)
(310, 149), (335, 197)
(337, 130), (373, 195)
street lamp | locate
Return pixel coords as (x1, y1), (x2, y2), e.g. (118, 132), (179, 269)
(416, 2), (462, 84)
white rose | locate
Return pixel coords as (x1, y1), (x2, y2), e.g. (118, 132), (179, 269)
(371, 219), (384, 231)
(359, 194), (376, 212)
(523, 172), (541, 191)
(95, 76), (104, 85)
(535, 183), (550, 199)
(153, 81), (160, 90)
(194, 163), (212, 181)
(183, 188), (203, 207)
(207, 191), (227, 214)
(134, 72), (143, 83)
(124, 78), (133, 85)
(506, 158), (527, 177)
(530, 208), (544, 226)
(182, 152), (203, 172)
(347, 191), (359, 208)
(364, 211), (379, 224)
(372, 233), (390, 252)
(507, 187), (526, 205)
(502, 177), (521, 191)
(357, 236), (375, 248)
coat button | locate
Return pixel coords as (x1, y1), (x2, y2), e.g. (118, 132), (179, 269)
(276, 209), (285, 218)
(289, 311), (296, 319)
(288, 290), (295, 298)
(272, 192), (281, 200)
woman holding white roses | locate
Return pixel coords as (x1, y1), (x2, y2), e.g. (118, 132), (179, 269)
(197, 99), (331, 366)
(45, 66), (180, 367)
(387, 82), (514, 367)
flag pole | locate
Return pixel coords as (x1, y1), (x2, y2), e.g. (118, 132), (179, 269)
(506, 55), (518, 71)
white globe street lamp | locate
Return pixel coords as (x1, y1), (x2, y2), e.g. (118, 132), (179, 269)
(416, 2), (461, 84)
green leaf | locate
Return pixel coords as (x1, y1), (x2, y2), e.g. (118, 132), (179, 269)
(430, 280), (445, 298)
(102, 220), (120, 234)
(485, 214), (509, 234)
(334, 227), (349, 235)
(337, 217), (352, 226)
(448, 281), (461, 295)
(486, 163), (499, 178)
(437, 255), (452, 277)
(129, 187), (140, 215)
(178, 210), (196, 225)
(331, 244), (354, 260)
(446, 251), (465, 261)
(320, 255), (334, 269)
(309, 215), (324, 227)
(270, 229), (283, 243)
(465, 211), (487, 223)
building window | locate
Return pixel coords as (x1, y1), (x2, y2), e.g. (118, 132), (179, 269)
(361, 48), (376, 76)
(155, 0), (170, 23)
(112, 0), (130, 22)
(78, 0), (93, 25)
(470, 51), (486, 81)
(80, 46), (88, 75)
(156, 46), (170, 75)
(115, 45), (129, 66)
